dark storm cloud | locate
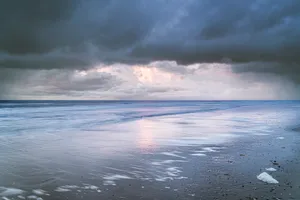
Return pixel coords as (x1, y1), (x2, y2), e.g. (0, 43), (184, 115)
(0, 0), (76, 54)
(132, 0), (300, 65)
(232, 62), (300, 83)
(0, 0), (156, 68)
(0, 68), (23, 98)
(148, 61), (197, 75)
(50, 71), (122, 92)
(1, 0), (300, 99)
(1, 0), (300, 68)
(0, 68), (123, 99)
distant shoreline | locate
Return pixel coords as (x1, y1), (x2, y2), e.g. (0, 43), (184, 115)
(1, 100), (300, 103)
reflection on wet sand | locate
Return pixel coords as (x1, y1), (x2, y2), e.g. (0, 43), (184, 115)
(136, 119), (156, 150)
(1, 101), (300, 199)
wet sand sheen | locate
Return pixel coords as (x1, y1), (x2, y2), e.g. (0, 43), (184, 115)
(1, 131), (300, 200)
(1, 101), (300, 199)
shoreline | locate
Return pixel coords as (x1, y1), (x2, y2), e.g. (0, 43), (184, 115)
(1, 129), (300, 200)
(1, 101), (300, 199)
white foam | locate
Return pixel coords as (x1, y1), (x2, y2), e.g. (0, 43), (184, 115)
(103, 174), (132, 181)
(202, 147), (218, 152)
(2, 197), (10, 200)
(82, 185), (98, 190)
(32, 189), (49, 196)
(253, 133), (269, 136)
(166, 167), (182, 177)
(151, 160), (186, 166)
(154, 165), (186, 182)
(175, 176), (188, 180)
(161, 152), (186, 159)
(54, 185), (80, 192)
(155, 177), (173, 182)
(103, 181), (116, 186)
(59, 185), (79, 189)
(276, 137), (284, 140)
(190, 153), (206, 156)
(257, 172), (279, 184)
(27, 195), (43, 200)
(140, 178), (152, 181)
(17, 196), (25, 199)
(54, 187), (71, 192)
(166, 172), (177, 177)
(0, 187), (24, 196)
(265, 167), (277, 172)
(167, 167), (182, 172)
(193, 150), (206, 153)
(103, 174), (132, 186)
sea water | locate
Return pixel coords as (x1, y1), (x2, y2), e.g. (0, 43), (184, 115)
(0, 101), (300, 199)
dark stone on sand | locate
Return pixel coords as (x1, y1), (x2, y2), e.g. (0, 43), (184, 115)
(270, 188), (275, 192)
(292, 127), (300, 132)
(272, 160), (279, 165)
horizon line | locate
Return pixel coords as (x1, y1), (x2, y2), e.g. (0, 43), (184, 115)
(1, 100), (300, 102)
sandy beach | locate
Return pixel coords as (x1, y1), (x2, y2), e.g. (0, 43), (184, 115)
(1, 101), (300, 200)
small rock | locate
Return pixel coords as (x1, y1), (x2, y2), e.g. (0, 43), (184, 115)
(272, 161), (279, 165)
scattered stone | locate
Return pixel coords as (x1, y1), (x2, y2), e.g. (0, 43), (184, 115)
(271, 161), (279, 166)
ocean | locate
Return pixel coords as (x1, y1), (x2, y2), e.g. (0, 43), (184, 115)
(0, 101), (300, 199)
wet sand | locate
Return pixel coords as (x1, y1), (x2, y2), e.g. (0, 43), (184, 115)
(53, 130), (300, 200)
(1, 128), (300, 200)
(1, 101), (300, 200)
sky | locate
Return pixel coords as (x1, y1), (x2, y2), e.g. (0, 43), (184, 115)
(1, 0), (300, 100)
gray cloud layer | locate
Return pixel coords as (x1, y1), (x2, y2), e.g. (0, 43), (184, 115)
(1, 0), (300, 67)
(1, 0), (300, 99)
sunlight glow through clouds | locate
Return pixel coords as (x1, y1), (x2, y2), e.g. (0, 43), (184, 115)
(8, 61), (300, 100)
(70, 61), (293, 100)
